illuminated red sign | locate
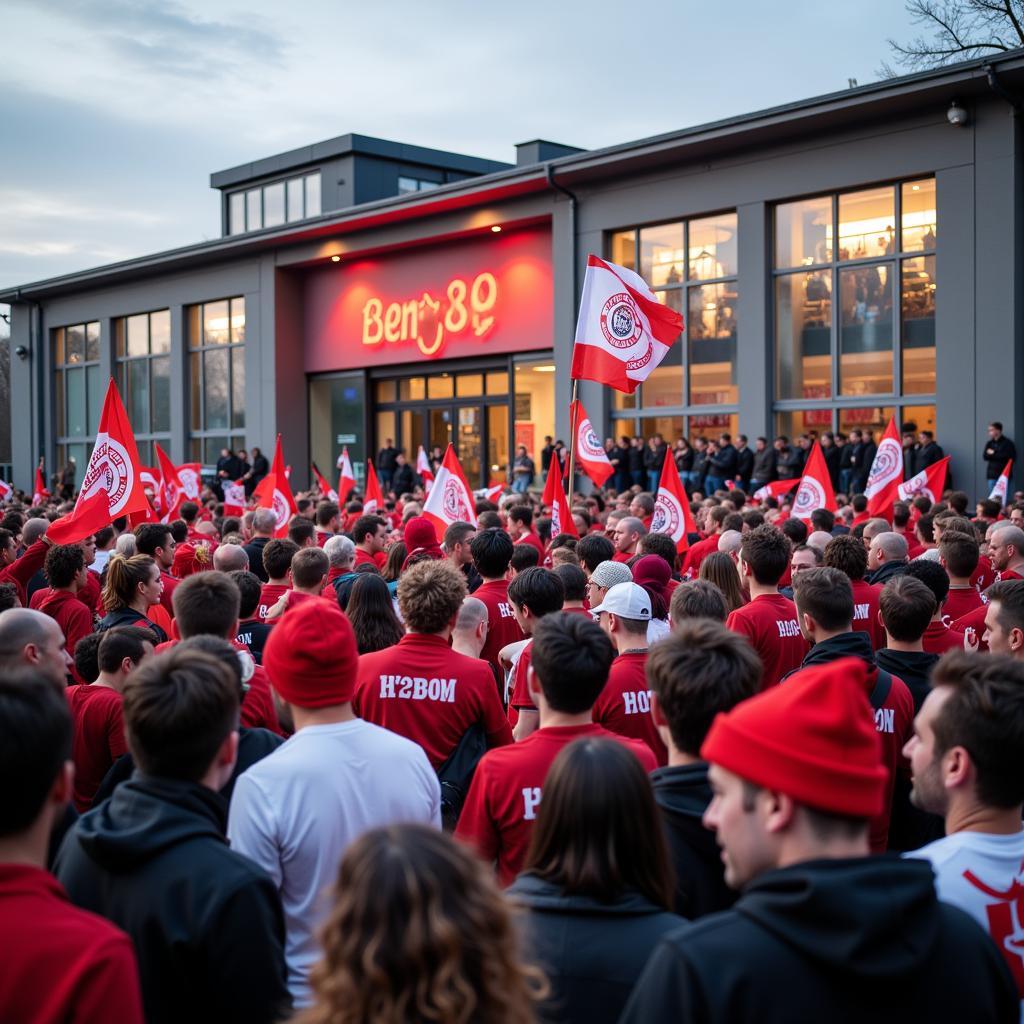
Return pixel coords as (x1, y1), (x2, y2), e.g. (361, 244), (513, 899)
(303, 227), (552, 372)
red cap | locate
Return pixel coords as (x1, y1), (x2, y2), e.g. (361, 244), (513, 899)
(700, 657), (887, 818)
(263, 599), (358, 708)
(402, 515), (444, 571)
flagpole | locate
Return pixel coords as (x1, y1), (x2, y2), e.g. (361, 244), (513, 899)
(566, 377), (579, 503)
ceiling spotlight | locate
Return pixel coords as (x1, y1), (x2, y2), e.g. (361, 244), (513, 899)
(331, 255), (341, 262)
(947, 101), (968, 126)
(490, 225), (502, 233)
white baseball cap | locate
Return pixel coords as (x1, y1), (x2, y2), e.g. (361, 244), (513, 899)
(590, 582), (652, 620)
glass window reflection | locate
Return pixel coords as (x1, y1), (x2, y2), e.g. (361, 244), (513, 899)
(901, 255), (936, 395)
(839, 265), (893, 395)
(902, 180), (936, 252)
(776, 271), (832, 400)
(641, 223), (685, 288)
(688, 282), (738, 404)
(775, 196), (832, 268)
(838, 187), (895, 261)
(689, 213), (737, 279)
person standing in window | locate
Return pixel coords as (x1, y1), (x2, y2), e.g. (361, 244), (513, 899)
(983, 422), (1016, 494)
(512, 446), (535, 494)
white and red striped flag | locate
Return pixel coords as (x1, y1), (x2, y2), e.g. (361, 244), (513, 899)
(254, 436), (298, 538)
(791, 442), (838, 522)
(570, 399), (613, 487)
(311, 462), (338, 501)
(542, 462), (577, 539)
(990, 460), (1013, 504)
(363, 459), (385, 515)
(337, 447), (355, 502)
(754, 479), (798, 502)
(422, 444), (478, 541)
(898, 456), (950, 504)
(865, 418), (903, 520)
(570, 255), (684, 394)
(652, 450), (697, 553)
(417, 446), (435, 492)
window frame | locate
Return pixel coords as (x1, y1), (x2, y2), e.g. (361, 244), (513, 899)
(115, 309), (172, 465)
(228, 170), (322, 233)
(53, 320), (102, 470)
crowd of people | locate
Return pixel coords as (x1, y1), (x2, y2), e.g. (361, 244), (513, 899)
(2, 427), (1024, 1024)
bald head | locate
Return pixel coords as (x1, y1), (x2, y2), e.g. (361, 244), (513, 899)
(717, 530), (743, 556)
(451, 596), (488, 658)
(808, 530), (833, 553)
(863, 518), (891, 544)
(252, 508), (277, 536)
(869, 531), (908, 573)
(213, 544), (249, 572)
(0, 608), (71, 686)
(990, 524), (1024, 573)
(21, 518), (49, 546)
(455, 596), (488, 633)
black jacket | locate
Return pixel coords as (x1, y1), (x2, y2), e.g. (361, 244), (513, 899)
(867, 559), (907, 587)
(392, 462), (416, 494)
(643, 442), (667, 473)
(874, 648), (939, 712)
(243, 535), (271, 582)
(751, 446), (776, 482)
(97, 607), (168, 644)
(55, 775), (290, 1024)
(250, 453), (269, 483)
(674, 446), (694, 473)
(619, 857), (1018, 1024)
(507, 873), (684, 1024)
(735, 445), (754, 482)
(902, 443), (920, 478)
(823, 444), (842, 489)
(627, 444), (644, 473)
(650, 762), (734, 919)
(709, 443), (738, 478)
(216, 454), (242, 480)
(377, 445), (398, 472)
(775, 446), (802, 480)
(917, 440), (944, 469)
(983, 433), (1016, 475)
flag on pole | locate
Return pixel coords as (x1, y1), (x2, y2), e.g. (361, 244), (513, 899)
(754, 479), (798, 501)
(32, 466), (50, 505)
(791, 442), (838, 523)
(223, 480), (246, 517)
(337, 447), (355, 503)
(542, 462), (578, 539)
(363, 459), (385, 515)
(155, 443), (187, 522)
(570, 255), (684, 394)
(48, 379), (149, 544)
(569, 399), (614, 487)
(651, 449), (697, 553)
(422, 444), (478, 541)
(254, 436), (298, 538)
(990, 460), (1013, 504)
(864, 418), (903, 520)
(417, 446), (435, 492)
(311, 462), (338, 501)
(898, 456), (950, 504)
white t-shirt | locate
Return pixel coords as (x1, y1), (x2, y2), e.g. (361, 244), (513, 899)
(907, 829), (1024, 1013)
(227, 718), (441, 1006)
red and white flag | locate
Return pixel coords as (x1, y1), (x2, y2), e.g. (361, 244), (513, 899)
(32, 466), (50, 505)
(990, 460), (1013, 504)
(178, 463), (201, 500)
(474, 483), (505, 504)
(48, 379), (149, 544)
(542, 462), (577, 539)
(337, 447), (355, 502)
(223, 480), (246, 517)
(864, 418), (903, 520)
(417, 446), (435, 492)
(791, 442), (838, 522)
(570, 255), (684, 394)
(898, 455), (950, 504)
(754, 479), (797, 502)
(652, 450), (697, 553)
(254, 436), (298, 538)
(311, 462), (338, 502)
(0, 479), (12, 503)
(140, 466), (161, 513)
(422, 444), (478, 541)
(155, 443), (187, 522)
(570, 399), (614, 487)
(363, 459), (385, 515)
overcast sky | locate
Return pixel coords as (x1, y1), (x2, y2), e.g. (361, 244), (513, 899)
(1, 0), (923, 290)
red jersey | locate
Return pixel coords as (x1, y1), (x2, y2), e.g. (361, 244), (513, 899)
(953, 604), (990, 651)
(943, 586), (983, 623)
(561, 605), (592, 618)
(867, 668), (915, 853)
(727, 593), (808, 689)
(509, 640), (535, 713)
(158, 571), (179, 618)
(3, 539), (50, 608)
(32, 568), (102, 617)
(279, 590), (337, 614)
(354, 633), (513, 768)
(922, 619), (966, 655)
(971, 561), (997, 592)
(612, 550), (635, 564)
(316, 529), (333, 548)
(515, 532), (547, 559)
(998, 568), (1024, 582)
(455, 722), (658, 886)
(681, 534), (718, 576)
(257, 582), (289, 621)
(591, 651), (667, 765)
(0, 865), (143, 1024)
(38, 589), (94, 683)
(475, 579), (526, 672)
(242, 664), (283, 735)
(353, 548), (387, 570)
(850, 578), (884, 649)
(65, 683), (128, 812)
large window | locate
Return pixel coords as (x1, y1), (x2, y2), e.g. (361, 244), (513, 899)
(53, 321), (102, 473)
(609, 212), (737, 442)
(116, 310), (170, 465)
(773, 178), (935, 435)
(188, 297), (246, 464)
(228, 172), (321, 235)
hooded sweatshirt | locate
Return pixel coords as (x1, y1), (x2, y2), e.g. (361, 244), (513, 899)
(38, 587), (94, 683)
(788, 631), (914, 853)
(619, 857), (1018, 1024)
(54, 775), (290, 1024)
(650, 761), (735, 919)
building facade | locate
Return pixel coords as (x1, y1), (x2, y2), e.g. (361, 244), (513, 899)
(3, 55), (1023, 498)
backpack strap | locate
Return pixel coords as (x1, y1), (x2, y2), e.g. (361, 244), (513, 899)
(868, 668), (893, 710)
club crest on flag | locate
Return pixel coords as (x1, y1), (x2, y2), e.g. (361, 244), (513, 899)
(443, 477), (473, 522)
(792, 476), (827, 519)
(80, 434), (134, 515)
(601, 293), (643, 349)
(178, 465), (201, 500)
(652, 491), (682, 537)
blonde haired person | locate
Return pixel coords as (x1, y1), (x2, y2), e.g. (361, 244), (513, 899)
(98, 554), (168, 643)
(296, 824), (546, 1024)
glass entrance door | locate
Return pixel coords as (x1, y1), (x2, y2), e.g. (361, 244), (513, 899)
(457, 406), (482, 482)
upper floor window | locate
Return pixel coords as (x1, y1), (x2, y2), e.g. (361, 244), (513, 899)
(115, 310), (171, 465)
(398, 175), (442, 194)
(229, 172), (321, 235)
(53, 320), (102, 473)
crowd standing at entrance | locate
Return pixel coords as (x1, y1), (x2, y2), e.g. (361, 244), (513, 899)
(2, 421), (1024, 1024)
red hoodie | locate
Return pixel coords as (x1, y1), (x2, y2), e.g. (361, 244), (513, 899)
(0, 539), (48, 607)
(38, 589), (94, 684)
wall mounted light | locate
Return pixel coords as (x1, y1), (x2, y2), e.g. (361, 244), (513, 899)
(947, 101), (969, 126)
(14, 345), (28, 360)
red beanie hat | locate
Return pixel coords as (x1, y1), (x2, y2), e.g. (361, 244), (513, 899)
(700, 657), (887, 818)
(262, 599), (358, 708)
(401, 515), (444, 572)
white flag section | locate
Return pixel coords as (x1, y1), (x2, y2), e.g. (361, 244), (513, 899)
(990, 460), (1013, 504)
(223, 480), (246, 512)
(0, 479), (11, 503)
(423, 444), (478, 541)
(417, 446), (435, 491)
(570, 256), (684, 394)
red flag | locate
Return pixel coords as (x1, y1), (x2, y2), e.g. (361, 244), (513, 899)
(422, 444), (478, 541)
(311, 462), (338, 501)
(898, 456), (950, 504)
(791, 442), (838, 522)
(254, 436), (298, 538)
(337, 447), (355, 503)
(155, 442), (186, 521)
(571, 255), (684, 393)
(416, 446), (435, 492)
(47, 489), (113, 546)
(754, 479), (797, 502)
(222, 480), (246, 517)
(74, 379), (150, 523)
(570, 399), (614, 487)
(363, 458), (385, 515)
(474, 483), (505, 504)
(542, 462), (578, 539)
(865, 418), (903, 520)
(990, 460), (1013, 504)
(652, 451), (697, 553)
(32, 466), (50, 505)
(0, 479), (12, 503)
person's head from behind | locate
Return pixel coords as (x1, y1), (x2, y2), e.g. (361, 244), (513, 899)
(699, 551), (745, 612)
(553, 562), (587, 605)
(397, 559), (467, 635)
(576, 533), (615, 576)
(452, 596), (488, 657)
(983, 580), (1024, 657)
(263, 538), (299, 584)
(901, 559), (949, 618)
(637, 531), (678, 575)
(251, 508), (277, 538)
(0, 608), (72, 686)
(123, 647), (239, 788)
(879, 576), (936, 644)
(301, 824), (545, 1024)
(212, 543), (249, 573)
(792, 566), (854, 643)
(172, 571), (241, 640)
(44, 543), (87, 592)
(469, 528), (514, 581)
(904, 651), (1024, 821)
(291, 546), (329, 593)
(324, 534), (356, 572)
(647, 619), (761, 759)
(867, 531), (908, 572)
(507, 567), (564, 636)
(176, 635), (248, 706)
(701, 656), (886, 889)
(524, 739), (674, 908)
(97, 626), (155, 686)
(938, 532), (980, 582)
(738, 524), (790, 589)
(669, 579), (729, 624)
(228, 570), (263, 621)
(288, 517), (317, 548)
(347, 573), (403, 655)
(528, 612), (613, 714)
(822, 534), (868, 583)
(508, 544), (539, 575)
(73, 631), (103, 684)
